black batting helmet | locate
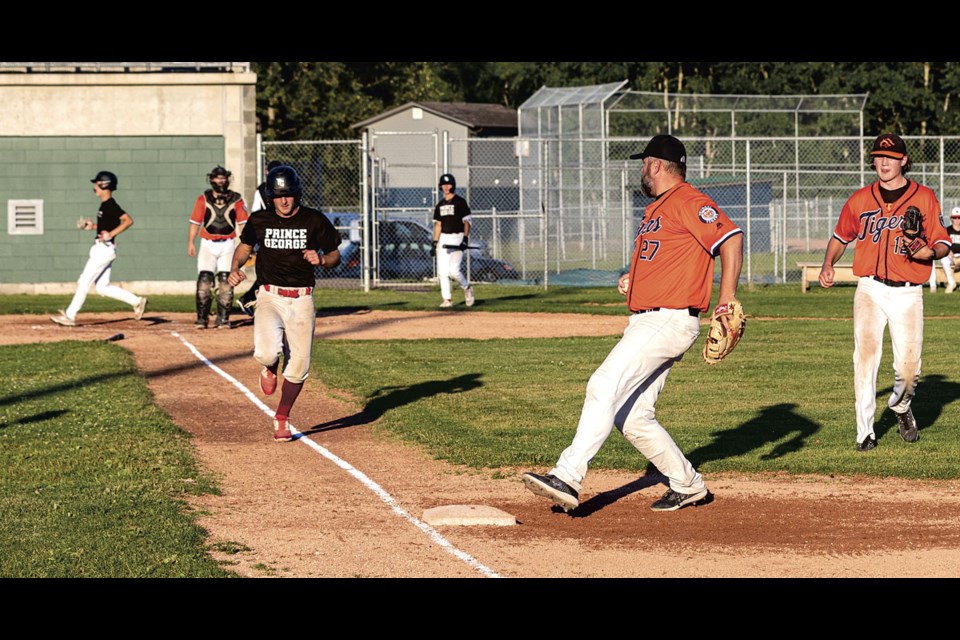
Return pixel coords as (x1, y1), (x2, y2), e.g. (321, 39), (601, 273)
(90, 170), (118, 191)
(207, 165), (232, 193)
(439, 173), (456, 190)
(264, 165), (303, 208)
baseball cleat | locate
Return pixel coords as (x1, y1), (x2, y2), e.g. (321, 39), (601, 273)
(273, 418), (293, 442)
(464, 286), (475, 307)
(439, 299), (453, 308)
(946, 282), (957, 294)
(260, 366), (278, 396)
(50, 311), (76, 327)
(194, 319), (208, 329)
(650, 488), (712, 511)
(856, 435), (878, 452)
(134, 297), (148, 321)
(522, 472), (579, 512)
(896, 409), (919, 443)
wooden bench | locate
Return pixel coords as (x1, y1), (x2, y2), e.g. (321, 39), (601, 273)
(797, 262), (853, 293)
(798, 261), (954, 292)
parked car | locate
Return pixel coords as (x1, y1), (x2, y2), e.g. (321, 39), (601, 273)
(316, 213), (518, 282)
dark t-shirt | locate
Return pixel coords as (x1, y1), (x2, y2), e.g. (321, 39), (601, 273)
(948, 224), (960, 254)
(97, 197), (125, 238)
(433, 194), (471, 234)
(240, 206), (340, 287)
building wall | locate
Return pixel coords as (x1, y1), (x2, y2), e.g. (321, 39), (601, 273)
(0, 71), (257, 292)
(1, 136), (223, 286)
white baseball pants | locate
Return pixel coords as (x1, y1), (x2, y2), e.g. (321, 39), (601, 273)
(853, 276), (923, 444)
(437, 232), (469, 301)
(928, 255), (956, 289)
(252, 286), (315, 383)
(197, 237), (236, 274)
(551, 308), (706, 495)
(65, 240), (141, 319)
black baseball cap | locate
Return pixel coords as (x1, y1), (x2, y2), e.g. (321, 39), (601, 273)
(870, 133), (907, 159)
(630, 134), (687, 166)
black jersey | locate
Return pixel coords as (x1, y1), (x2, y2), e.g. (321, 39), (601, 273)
(948, 224), (960, 254)
(240, 206), (341, 288)
(433, 194), (471, 234)
(96, 198), (126, 238)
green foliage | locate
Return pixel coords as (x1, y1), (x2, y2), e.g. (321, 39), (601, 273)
(0, 341), (231, 577)
(251, 62), (960, 141)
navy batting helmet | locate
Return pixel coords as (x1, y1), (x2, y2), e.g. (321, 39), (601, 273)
(264, 165), (303, 206)
(439, 173), (456, 190)
(90, 170), (118, 191)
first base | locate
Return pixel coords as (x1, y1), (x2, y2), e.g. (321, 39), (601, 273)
(422, 504), (517, 526)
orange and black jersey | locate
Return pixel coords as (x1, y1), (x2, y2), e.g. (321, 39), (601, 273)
(626, 182), (742, 313)
(833, 180), (950, 283)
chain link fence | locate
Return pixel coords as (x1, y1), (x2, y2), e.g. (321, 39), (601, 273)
(261, 135), (960, 290)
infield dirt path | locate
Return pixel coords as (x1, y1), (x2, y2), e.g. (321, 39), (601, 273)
(7, 309), (960, 578)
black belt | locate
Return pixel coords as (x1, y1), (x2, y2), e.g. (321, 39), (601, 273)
(634, 307), (700, 317)
(871, 276), (921, 288)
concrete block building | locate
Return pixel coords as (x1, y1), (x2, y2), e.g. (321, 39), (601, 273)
(0, 62), (257, 293)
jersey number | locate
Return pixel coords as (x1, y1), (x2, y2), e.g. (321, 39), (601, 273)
(638, 239), (660, 261)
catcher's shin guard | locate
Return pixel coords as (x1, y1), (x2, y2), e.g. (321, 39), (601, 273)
(215, 271), (233, 327)
(196, 271), (215, 323)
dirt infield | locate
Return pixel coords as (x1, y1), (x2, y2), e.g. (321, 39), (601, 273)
(8, 309), (960, 578)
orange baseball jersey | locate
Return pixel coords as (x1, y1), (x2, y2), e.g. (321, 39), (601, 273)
(626, 182), (743, 313)
(833, 180), (950, 283)
(189, 190), (249, 241)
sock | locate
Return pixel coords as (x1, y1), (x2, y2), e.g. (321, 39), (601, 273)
(275, 379), (304, 421)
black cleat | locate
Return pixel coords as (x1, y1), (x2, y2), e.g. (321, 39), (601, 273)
(856, 435), (877, 452)
(650, 488), (712, 512)
(522, 472), (579, 512)
(896, 409), (919, 443)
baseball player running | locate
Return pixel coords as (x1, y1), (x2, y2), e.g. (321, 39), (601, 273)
(187, 166), (249, 329)
(431, 173), (475, 308)
(522, 134), (743, 513)
(227, 165), (341, 442)
(51, 171), (148, 327)
(819, 133), (951, 451)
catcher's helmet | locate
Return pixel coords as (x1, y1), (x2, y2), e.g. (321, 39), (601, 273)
(264, 165), (303, 207)
(207, 165), (232, 193)
(90, 170), (118, 191)
(439, 173), (456, 190)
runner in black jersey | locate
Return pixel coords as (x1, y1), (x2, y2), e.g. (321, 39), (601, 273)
(228, 165), (341, 442)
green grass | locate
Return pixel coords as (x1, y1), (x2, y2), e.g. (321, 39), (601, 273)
(8, 281), (960, 318)
(4, 283), (960, 575)
(0, 341), (233, 577)
(311, 315), (960, 479)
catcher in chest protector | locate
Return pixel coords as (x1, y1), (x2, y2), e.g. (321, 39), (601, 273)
(818, 133), (951, 452)
(521, 134), (744, 515)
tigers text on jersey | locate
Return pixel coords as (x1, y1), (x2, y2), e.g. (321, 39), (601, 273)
(626, 182), (743, 313)
(433, 194), (472, 234)
(832, 180), (951, 283)
(239, 206), (341, 288)
(190, 190), (249, 241)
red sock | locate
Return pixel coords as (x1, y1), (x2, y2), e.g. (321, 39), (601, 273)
(275, 379), (304, 421)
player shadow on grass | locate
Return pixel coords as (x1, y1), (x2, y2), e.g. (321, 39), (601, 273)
(298, 372), (483, 435)
(0, 409), (69, 430)
(875, 374), (960, 441)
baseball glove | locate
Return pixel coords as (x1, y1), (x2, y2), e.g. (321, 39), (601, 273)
(702, 299), (746, 365)
(901, 206), (927, 257)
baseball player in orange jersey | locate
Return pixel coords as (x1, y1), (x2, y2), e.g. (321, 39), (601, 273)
(819, 133), (951, 451)
(522, 134), (744, 512)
